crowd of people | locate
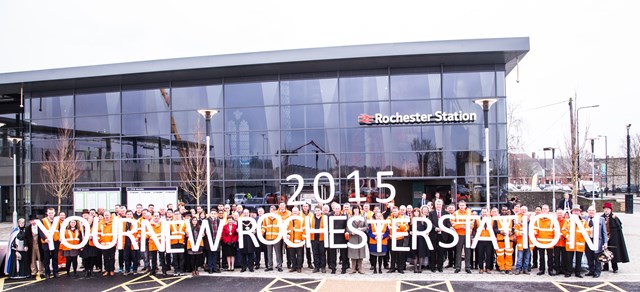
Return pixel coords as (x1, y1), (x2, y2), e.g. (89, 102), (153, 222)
(4, 194), (630, 281)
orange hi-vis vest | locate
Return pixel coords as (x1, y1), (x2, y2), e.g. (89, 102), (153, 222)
(555, 218), (566, 247)
(452, 209), (472, 236)
(388, 214), (408, 240)
(533, 216), (556, 245)
(120, 220), (140, 250)
(364, 210), (374, 221)
(476, 217), (491, 238)
(288, 218), (305, 245)
(369, 223), (389, 246)
(170, 221), (186, 245)
(514, 218), (533, 251)
(309, 215), (325, 241)
(99, 220), (115, 244)
(60, 229), (81, 251)
(276, 209), (291, 221)
(40, 217), (60, 243)
(496, 218), (513, 241)
(147, 222), (163, 251)
(262, 216), (281, 241)
(561, 218), (591, 252)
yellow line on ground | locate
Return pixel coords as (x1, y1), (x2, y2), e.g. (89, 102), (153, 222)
(0, 278), (4, 291)
(152, 276), (188, 292)
(268, 278), (315, 291)
(313, 278), (326, 292)
(102, 273), (149, 292)
(260, 277), (281, 292)
(445, 280), (454, 292)
(606, 282), (627, 292)
(582, 282), (619, 292)
(400, 281), (449, 292)
(3, 277), (46, 291)
(396, 280), (401, 292)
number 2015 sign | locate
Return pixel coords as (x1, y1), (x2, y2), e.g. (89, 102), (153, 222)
(286, 170), (395, 205)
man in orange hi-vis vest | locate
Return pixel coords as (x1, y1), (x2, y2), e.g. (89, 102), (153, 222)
(39, 207), (60, 278)
(494, 206), (514, 274)
(99, 210), (117, 276)
(309, 205), (327, 273)
(562, 205), (590, 278)
(262, 205), (283, 272)
(287, 207), (306, 273)
(452, 200), (472, 274)
(533, 204), (557, 276)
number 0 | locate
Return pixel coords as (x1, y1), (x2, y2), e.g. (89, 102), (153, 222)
(314, 172), (335, 204)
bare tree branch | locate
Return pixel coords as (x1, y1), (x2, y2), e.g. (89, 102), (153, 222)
(178, 122), (209, 207)
(41, 127), (83, 213)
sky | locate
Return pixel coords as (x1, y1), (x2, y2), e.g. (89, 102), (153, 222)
(0, 0), (638, 159)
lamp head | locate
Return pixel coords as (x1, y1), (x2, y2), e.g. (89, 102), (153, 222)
(197, 109), (219, 120)
(627, 124), (632, 130)
(0, 122), (5, 128)
(473, 98), (498, 110)
(543, 147), (554, 151)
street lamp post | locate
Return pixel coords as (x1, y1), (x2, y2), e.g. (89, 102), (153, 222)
(626, 124), (633, 214)
(261, 133), (266, 197)
(576, 105), (599, 180)
(474, 98), (497, 209)
(598, 135), (608, 195)
(197, 109), (219, 213)
(589, 138), (597, 207)
(543, 147), (556, 209)
(9, 137), (22, 228)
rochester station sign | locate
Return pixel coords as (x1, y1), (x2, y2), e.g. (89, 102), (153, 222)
(358, 111), (477, 126)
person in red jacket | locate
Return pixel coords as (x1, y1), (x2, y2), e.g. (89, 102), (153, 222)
(221, 218), (238, 271)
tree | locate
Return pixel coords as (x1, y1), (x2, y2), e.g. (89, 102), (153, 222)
(41, 127), (83, 213)
(178, 125), (209, 207)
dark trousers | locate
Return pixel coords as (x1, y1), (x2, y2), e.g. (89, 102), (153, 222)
(311, 241), (326, 269)
(305, 246), (313, 268)
(603, 259), (618, 271)
(532, 247), (539, 267)
(149, 251), (158, 273)
(41, 243), (59, 275)
(206, 249), (219, 271)
(118, 249), (124, 271)
(327, 248), (348, 271)
(429, 244), (444, 271)
(455, 236), (471, 270)
(190, 253), (202, 272)
(390, 250), (407, 271)
(240, 252), (253, 270)
(159, 251), (168, 272)
(123, 248), (138, 272)
(96, 250), (103, 271)
(83, 256), (94, 274)
(103, 247), (116, 272)
(566, 251), (583, 275)
(172, 244), (185, 273)
(327, 248), (337, 270)
(65, 256), (78, 273)
(538, 248), (554, 273)
(290, 247), (303, 269)
(477, 241), (493, 270)
(585, 247), (602, 275)
(254, 245), (266, 268)
(446, 247), (455, 267)
(553, 246), (567, 274)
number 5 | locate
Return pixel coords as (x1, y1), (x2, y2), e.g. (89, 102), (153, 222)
(375, 171), (395, 203)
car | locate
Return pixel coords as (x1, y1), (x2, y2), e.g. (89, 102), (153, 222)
(234, 193), (248, 205)
(244, 197), (268, 210)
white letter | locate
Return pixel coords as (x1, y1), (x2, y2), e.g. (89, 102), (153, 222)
(346, 216), (367, 249)
(411, 217), (433, 250)
(59, 216), (90, 250)
(328, 215), (348, 249)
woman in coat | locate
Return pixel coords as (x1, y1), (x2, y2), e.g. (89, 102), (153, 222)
(186, 217), (204, 276)
(602, 203), (629, 272)
(5, 218), (30, 279)
(347, 206), (368, 274)
(411, 208), (429, 273)
(220, 218), (238, 271)
(81, 215), (100, 277)
(60, 219), (82, 277)
(368, 212), (389, 274)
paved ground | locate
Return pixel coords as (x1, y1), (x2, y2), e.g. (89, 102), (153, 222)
(1, 210), (638, 291)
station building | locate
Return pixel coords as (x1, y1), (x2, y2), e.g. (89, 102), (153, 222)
(0, 37), (529, 218)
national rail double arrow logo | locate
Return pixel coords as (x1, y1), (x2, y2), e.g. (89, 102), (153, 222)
(358, 114), (374, 125)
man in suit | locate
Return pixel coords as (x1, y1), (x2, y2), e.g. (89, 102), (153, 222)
(205, 208), (221, 274)
(39, 207), (60, 278)
(428, 199), (449, 272)
(585, 205), (608, 278)
(557, 193), (573, 212)
(419, 193), (428, 208)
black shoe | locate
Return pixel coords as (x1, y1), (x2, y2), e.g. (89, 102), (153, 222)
(465, 269), (471, 274)
(454, 269), (460, 273)
(53, 273), (59, 278)
(613, 270), (618, 273)
(308, 264), (314, 269)
(313, 269), (320, 273)
(585, 272), (594, 276)
(593, 274), (600, 278)
(277, 268), (283, 272)
(549, 271), (557, 276)
(321, 268), (326, 273)
(576, 274), (583, 278)
(505, 270), (511, 274)
(445, 264), (453, 268)
(388, 269), (396, 273)
(331, 269), (336, 274)
(564, 273), (571, 278)
(438, 268), (443, 273)
(532, 264), (538, 269)
(241, 268), (246, 272)
(264, 268), (273, 272)
(431, 269), (436, 273)
(398, 270), (404, 274)
(537, 271), (545, 276)
(341, 270), (346, 274)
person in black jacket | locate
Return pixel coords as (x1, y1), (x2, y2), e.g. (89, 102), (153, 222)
(602, 202), (629, 273)
(428, 199), (449, 272)
(556, 193), (573, 212)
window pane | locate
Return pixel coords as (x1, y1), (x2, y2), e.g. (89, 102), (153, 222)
(443, 71), (496, 98)
(77, 160), (120, 183)
(280, 129), (340, 155)
(172, 110), (224, 136)
(390, 73), (441, 100)
(224, 81), (279, 108)
(390, 100), (441, 117)
(339, 75), (388, 102)
(121, 158), (171, 182)
(224, 106), (279, 132)
(172, 84), (223, 111)
(443, 98), (504, 124)
(341, 127), (391, 153)
(122, 88), (170, 113)
(75, 137), (122, 160)
(121, 136), (171, 159)
(443, 124), (483, 152)
(76, 91), (121, 116)
(122, 112), (170, 136)
(76, 115), (121, 137)
(281, 103), (340, 130)
(340, 153), (391, 177)
(31, 95), (74, 119)
(390, 126), (442, 152)
(31, 118), (74, 133)
(280, 78), (338, 105)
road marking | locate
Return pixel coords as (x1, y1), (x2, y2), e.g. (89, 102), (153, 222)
(398, 280), (453, 292)
(260, 277), (322, 292)
(552, 281), (627, 292)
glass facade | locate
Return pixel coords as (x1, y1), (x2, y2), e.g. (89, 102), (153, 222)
(23, 65), (508, 212)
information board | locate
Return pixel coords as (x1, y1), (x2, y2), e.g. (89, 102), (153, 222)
(73, 187), (121, 213)
(126, 187), (178, 211)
